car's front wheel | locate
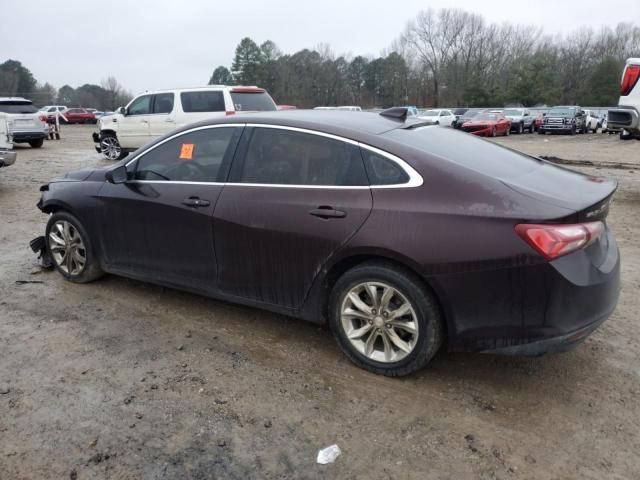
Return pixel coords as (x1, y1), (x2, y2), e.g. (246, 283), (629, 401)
(29, 139), (44, 148)
(46, 212), (104, 283)
(100, 133), (128, 161)
(329, 263), (443, 376)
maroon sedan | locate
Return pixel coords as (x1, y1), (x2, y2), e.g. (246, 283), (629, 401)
(64, 108), (96, 124)
(461, 112), (512, 137)
(35, 109), (620, 376)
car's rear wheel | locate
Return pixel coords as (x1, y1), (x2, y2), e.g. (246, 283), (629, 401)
(29, 139), (44, 148)
(100, 133), (128, 161)
(46, 212), (104, 283)
(329, 263), (443, 376)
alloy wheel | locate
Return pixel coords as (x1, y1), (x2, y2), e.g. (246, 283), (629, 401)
(48, 220), (86, 276)
(100, 136), (122, 160)
(340, 282), (419, 363)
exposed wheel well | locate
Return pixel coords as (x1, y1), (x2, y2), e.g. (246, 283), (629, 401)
(320, 254), (450, 344)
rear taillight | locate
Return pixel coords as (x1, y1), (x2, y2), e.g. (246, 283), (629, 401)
(515, 221), (604, 261)
(620, 64), (640, 96)
(39, 115), (48, 122)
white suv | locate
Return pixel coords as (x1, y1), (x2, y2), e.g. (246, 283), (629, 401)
(0, 112), (17, 168)
(93, 85), (277, 160)
(0, 97), (48, 148)
(608, 58), (640, 139)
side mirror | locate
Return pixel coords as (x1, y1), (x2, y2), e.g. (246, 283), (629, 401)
(117, 106), (127, 115)
(106, 165), (129, 184)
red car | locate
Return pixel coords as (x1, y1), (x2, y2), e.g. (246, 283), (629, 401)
(461, 113), (512, 137)
(534, 112), (545, 131)
(63, 108), (97, 124)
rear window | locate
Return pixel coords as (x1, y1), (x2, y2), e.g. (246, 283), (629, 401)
(0, 101), (38, 114)
(181, 91), (225, 113)
(230, 92), (276, 112)
(384, 127), (540, 179)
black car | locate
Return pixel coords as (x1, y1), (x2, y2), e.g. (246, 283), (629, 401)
(539, 106), (588, 135)
(452, 108), (482, 129)
(35, 109), (620, 376)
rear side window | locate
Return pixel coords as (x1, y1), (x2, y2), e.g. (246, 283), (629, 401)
(230, 92), (276, 112)
(134, 127), (240, 182)
(153, 93), (174, 114)
(239, 128), (367, 186)
(127, 95), (151, 115)
(181, 91), (225, 113)
(0, 101), (38, 114)
(361, 149), (409, 186)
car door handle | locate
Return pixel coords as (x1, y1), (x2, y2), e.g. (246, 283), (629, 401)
(309, 206), (346, 219)
(165, 118), (175, 123)
(182, 197), (210, 208)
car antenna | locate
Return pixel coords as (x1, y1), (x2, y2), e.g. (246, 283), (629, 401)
(379, 107), (408, 121)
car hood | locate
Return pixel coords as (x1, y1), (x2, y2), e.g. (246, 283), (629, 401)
(463, 121), (493, 126)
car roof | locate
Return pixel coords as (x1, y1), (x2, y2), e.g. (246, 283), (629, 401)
(132, 85), (264, 96)
(0, 97), (32, 103)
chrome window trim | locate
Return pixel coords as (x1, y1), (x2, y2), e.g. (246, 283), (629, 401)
(124, 122), (423, 189)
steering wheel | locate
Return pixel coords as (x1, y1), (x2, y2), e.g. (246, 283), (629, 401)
(163, 161), (207, 181)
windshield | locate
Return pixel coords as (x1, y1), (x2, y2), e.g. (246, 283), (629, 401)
(384, 127), (540, 179)
(453, 108), (468, 115)
(548, 107), (576, 117)
(462, 109), (482, 119)
(473, 113), (497, 121)
(0, 101), (38, 114)
(230, 92), (277, 111)
(503, 109), (523, 116)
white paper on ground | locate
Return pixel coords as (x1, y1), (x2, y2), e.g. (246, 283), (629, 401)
(317, 444), (341, 464)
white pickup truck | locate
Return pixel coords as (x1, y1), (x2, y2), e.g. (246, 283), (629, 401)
(0, 112), (17, 169)
(608, 58), (640, 140)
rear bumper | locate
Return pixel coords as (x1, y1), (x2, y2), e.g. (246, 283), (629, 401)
(13, 131), (47, 142)
(0, 149), (17, 167)
(433, 229), (620, 355)
(607, 106), (639, 132)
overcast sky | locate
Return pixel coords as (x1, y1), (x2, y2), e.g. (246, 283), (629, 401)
(3, 0), (639, 95)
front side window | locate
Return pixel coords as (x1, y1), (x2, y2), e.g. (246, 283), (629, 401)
(239, 128), (368, 186)
(127, 95), (152, 116)
(153, 93), (174, 114)
(361, 149), (410, 186)
(134, 127), (239, 182)
(181, 91), (225, 113)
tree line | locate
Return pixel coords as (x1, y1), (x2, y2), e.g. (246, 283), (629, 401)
(211, 9), (640, 108)
(0, 59), (131, 110)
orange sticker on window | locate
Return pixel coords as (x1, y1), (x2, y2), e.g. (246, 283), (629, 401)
(179, 143), (194, 160)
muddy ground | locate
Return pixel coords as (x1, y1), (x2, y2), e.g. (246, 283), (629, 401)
(1, 126), (639, 480)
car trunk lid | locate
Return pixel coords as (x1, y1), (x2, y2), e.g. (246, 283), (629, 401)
(499, 161), (617, 222)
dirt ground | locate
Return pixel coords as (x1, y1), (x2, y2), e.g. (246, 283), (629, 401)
(1, 126), (639, 480)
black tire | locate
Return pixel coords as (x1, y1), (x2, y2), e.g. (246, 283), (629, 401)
(620, 129), (634, 141)
(45, 211), (104, 284)
(329, 262), (444, 376)
(538, 128), (545, 135)
(570, 126), (576, 135)
(100, 133), (129, 161)
(29, 139), (44, 148)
